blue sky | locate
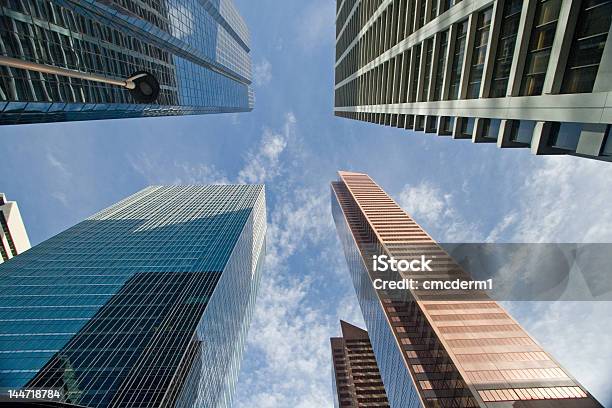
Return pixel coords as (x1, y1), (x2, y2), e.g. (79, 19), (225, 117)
(1, 0), (612, 406)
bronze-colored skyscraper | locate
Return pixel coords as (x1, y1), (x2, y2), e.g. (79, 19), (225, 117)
(331, 171), (601, 407)
(331, 320), (390, 407)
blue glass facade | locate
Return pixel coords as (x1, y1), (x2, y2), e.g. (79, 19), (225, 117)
(0, 0), (253, 125)
(331, 184), (423, 408)
(0, 185), (266, 407)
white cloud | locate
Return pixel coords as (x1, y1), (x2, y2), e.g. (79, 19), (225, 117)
(265, 190), (330, 271)
(46, 152), (73, 207)
(237, 113), (295, 184)
(485, 213), (517, 243)
(170, 162), (230, 185)
(398, 182), (447, 224)
(234, 113), (362, 407)
(47, 152), (72, 179)
(253, 58), (272, 87)
(128, 153), (229, 185)
(237, 271), (333, 408)
(51, 191), (69, 207)
(397, 181), (481, 242)
(498, 156), (612, 243)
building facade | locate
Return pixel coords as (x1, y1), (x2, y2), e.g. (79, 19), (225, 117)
(331, 320), (390, 408)
(334, 0), (612, 161)
(331, 170), (602, 407)
(0, 193), (31, 264)
(0, 185), (266, 408)
(0, 0), (253, 125)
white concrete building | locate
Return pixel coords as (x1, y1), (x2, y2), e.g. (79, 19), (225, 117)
(334, 0), (612, 161)
(0, 193), (31, 264)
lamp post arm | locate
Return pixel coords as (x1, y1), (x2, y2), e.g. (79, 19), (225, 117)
(0, 56), (132, 89)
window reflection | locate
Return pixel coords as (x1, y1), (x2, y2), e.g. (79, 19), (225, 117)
(490, 0), (523, 97)
(467, 7), (493, 99)
(548, 122), (582, 150)
(520, 0), (562, 96)
(461, 117), (475, 137)
(449, 20), (469, 100)
(561, 0), (612, 93)
(510, 120), (536, 144)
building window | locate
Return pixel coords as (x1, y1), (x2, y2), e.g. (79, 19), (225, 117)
(406, 114), (415, 128)
(460, 117), (475, 137)
(481, 119), (502, 140)
(433, 30), (449, 101)
(602, 126), (612, 156)
(520, 0), (562, 96)
(449, 20), (469, 100)
(418, 0), (427, 29)
(440, 0), (453, 14)
(422, 38), (435, 101)
(426, 116), (438, 132)
(491, 0), (523, 97)
(431, 0), (439, 20)
(441, 117), (455, 134)
(410, 44), (422, 102)
(415, 115), (425, 131)
(467, 7), (493, 99)
(510, 120), (536, 144)
(560, 0), (612, 94)
(548, 122), (582, 150)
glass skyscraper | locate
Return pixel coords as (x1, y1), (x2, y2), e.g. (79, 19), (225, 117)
(0, 0), (253, 125)
(331, 171), (602, 407)
(0, 185), (266, 408)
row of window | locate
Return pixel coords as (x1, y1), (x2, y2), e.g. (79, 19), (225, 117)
(336, 0), (611, 106)
(336, 0), (464, 84)
(338, 109), (612, 157)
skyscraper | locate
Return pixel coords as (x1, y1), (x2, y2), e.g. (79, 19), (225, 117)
(331, 171), (602, 407)
(0, 185), (266, 408)
(0, 193), (31, 264)
(0, 0), (253, 125)
(334, 0), (612, 162)
(331, 320), (390, 408)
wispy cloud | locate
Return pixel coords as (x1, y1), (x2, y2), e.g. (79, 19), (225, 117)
(127, 153), (229, 185)
(235, 113), (359, 407)
(253, 58), (273, 87)
(237, 112), (294, 184)
(492, 156), (612, 243)
(397, 181), (481, 242)
(46, 152), (73, 207)
(47, 152), (72, 179)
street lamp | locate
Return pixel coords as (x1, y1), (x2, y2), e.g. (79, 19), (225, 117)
(0, 56), (160, 103)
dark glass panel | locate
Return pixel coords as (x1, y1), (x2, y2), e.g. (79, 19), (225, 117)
(520, 0), (562, 96)
(548, 122), (582, 150)
(448, 20), (469, 100)
(560, 0), (612, 93)
(467, 7), (493, 99)
(510, 120), (536, 144)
